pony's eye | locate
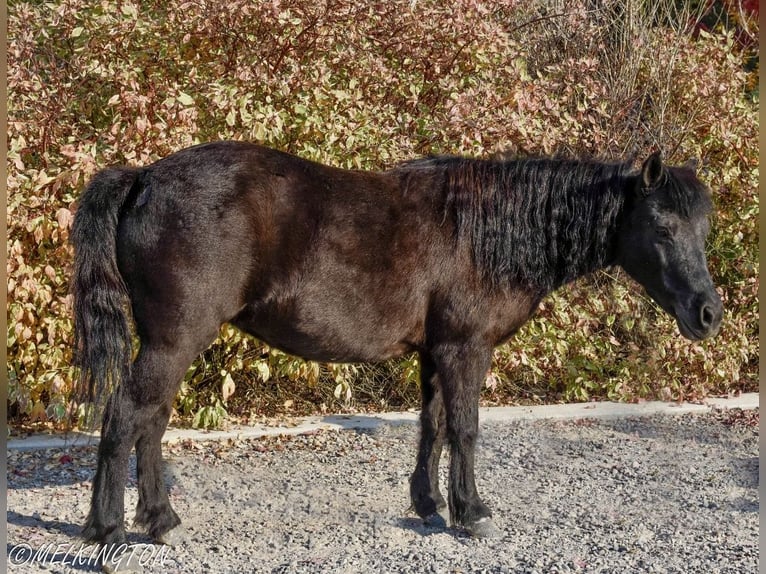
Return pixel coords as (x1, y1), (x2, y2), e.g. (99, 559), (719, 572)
(657, 226), (672, 240)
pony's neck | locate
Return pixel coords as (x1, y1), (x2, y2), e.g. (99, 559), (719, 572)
(442, 156), (632, 293)
(544, 165), (631, 290)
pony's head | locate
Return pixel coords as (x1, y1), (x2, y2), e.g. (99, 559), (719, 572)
(617, 153), (722, 340)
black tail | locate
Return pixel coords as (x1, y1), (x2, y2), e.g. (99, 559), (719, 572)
(71, 167), (139, 427)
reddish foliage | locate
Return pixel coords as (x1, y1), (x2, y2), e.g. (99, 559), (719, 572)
(7, 0), (758, 427)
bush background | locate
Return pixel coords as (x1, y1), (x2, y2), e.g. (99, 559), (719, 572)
(7, 0), (758, 429)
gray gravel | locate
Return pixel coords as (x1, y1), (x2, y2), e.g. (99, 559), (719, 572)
(7, 411), (758, 573)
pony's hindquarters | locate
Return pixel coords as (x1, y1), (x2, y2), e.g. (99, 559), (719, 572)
(74, 150), (265, 549)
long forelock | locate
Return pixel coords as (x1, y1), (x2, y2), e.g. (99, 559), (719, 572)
(663, 167), (714, 219)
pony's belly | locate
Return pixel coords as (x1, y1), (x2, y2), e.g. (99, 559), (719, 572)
(230, 305), (416, 364)
(265, 336), (411, 364)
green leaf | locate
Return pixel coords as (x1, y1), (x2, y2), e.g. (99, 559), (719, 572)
(177, 92), (195, 107)
(253, 122), (266, 140)
(221, 373), (235, 402)
(121, 4), (138, 18)
(255, 361), (270, 382)
(192, 402), (227, 429)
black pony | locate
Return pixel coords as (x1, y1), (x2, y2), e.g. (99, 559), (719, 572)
(71, 142), (722, 547)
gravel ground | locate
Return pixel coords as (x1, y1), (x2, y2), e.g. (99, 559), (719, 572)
(7, 410), (758, 573)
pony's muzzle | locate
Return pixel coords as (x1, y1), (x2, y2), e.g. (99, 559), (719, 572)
(699, 293), (723, 337)
(679, 291), (722, 340)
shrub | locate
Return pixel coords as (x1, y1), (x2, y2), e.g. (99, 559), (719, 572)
(7, 0), (757, 429)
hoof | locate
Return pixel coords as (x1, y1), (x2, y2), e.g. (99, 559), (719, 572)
(423, 508), (449, 529)
(465, 517), (502, 539)
(102, 549), (143, 574)
(155, 526), (184, 547)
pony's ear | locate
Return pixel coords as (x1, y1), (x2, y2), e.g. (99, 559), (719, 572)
(641, 152), (663, 189)
(683, 158), (699, 173)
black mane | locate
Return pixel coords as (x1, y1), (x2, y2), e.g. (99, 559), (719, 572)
(399, 155), (634, 292)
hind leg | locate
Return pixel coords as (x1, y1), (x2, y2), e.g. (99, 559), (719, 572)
(82, 383), (138, 546)
(83, 342), (207, 546)
(134, 400), (181, 543)
(410, 352), (448, 525)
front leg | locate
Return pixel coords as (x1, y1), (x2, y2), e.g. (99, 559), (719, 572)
(410, 352), (448, 526)
(433, 340), (501, 538)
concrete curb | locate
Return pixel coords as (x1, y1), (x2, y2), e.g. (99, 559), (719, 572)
(8, 393), (758, 451)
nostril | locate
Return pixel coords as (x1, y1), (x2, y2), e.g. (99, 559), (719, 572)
(700, 304), (715, 328)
